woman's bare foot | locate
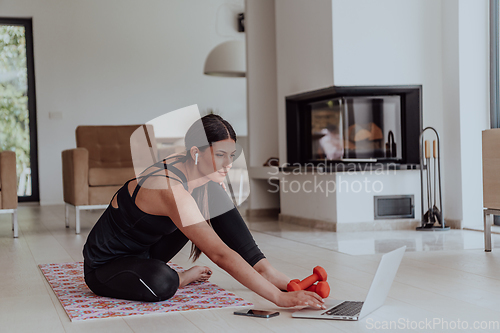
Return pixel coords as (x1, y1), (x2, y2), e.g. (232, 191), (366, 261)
(178, 265), (212, 288)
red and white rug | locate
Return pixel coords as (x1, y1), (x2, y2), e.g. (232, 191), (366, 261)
(39, 262), (253, 321)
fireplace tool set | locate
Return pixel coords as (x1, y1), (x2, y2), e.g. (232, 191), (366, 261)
(417, 127), (449, 231)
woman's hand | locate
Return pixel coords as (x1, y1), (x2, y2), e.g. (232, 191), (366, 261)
(275, 290), (326, 310)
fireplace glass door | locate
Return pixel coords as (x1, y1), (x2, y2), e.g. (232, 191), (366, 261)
(311, 95), (402, 161)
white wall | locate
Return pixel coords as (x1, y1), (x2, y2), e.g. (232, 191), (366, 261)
(274, 0), (335, 218)
(441, 0), (490, 229)
(275, 0), (334, 165)
(332, 0), (444, 136)
(245, 0), (280, 210)
(457, 0), (489, 229)
(441, 0), (463, 224)
(246, 0), (278, 167)
(0, 0), (247, 205)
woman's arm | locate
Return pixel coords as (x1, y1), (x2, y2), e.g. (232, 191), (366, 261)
(166, 187), (326, 309)
(204, 182), (290, 291)
(253, 258), (291, 291)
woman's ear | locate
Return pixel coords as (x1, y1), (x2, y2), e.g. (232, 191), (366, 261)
(189, 146), (199, 161)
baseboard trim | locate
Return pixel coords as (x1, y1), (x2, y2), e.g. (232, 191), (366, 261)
(463, 226), (500, 235)
(279, 214), (337, 231)
(443, 219), (462, 229)
(245, 208), (280, 218)
(278, 214), (424, 232)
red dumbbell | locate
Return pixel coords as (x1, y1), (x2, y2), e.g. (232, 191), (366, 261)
(287, 266), (328, 292)
(287, 279), (300, 289)
(305, 281), (330, 298)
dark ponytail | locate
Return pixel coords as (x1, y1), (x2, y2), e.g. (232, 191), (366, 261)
(184, 114), (237, 262)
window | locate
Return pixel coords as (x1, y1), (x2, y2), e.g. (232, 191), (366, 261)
(0, 18), (39, 202)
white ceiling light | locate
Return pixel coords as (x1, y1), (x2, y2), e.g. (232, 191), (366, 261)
(203, 40), (245, 77)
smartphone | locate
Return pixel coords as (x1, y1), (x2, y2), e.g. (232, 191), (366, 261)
(234, 309), (280, 318)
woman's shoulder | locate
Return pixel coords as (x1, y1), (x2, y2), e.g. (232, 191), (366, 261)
(163, 154), (189, 183)
(163, 151), (188, 163)
(137, 153), (187, 183)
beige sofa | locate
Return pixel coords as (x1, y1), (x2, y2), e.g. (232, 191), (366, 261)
(0, 151), (18, 238)
(62, 125), (156, 233)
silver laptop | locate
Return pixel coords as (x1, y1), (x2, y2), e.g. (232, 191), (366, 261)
(292, 245), (406, 321)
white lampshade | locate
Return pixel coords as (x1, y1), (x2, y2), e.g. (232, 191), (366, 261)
(203, 40), (246, 77)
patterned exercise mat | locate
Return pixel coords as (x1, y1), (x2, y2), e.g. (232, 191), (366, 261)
(39, 262), (253, 321)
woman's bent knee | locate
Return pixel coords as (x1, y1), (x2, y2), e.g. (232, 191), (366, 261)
(148, 262), (180, 301)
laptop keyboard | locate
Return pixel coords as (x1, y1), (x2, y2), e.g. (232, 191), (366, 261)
(321, 301), (364, 317)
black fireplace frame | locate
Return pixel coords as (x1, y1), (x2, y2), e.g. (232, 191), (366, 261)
(285, 85), (422, 168)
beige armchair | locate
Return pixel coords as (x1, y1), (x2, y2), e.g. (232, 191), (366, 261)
(0, 151), (18, 238)
(62, 125), (156, 233)
(483, 128), (500, 252)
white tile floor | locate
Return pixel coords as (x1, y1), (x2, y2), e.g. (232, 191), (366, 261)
(247, 220), (500, 255)
(1, 205), (500, 332)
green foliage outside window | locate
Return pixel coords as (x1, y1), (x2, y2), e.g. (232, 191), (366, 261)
(0, 25), (30, 193)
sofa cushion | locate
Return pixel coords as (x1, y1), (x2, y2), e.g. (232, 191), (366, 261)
(76, 125), (157, 169)
(88, 168), (136, 186)
(89, 185), (122, 205)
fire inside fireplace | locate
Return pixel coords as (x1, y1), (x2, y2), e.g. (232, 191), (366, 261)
(286, 85), (421, 167)
(311, 95), (402, 161)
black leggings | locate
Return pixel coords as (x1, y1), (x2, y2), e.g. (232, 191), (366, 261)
(84, 205), (266, 302)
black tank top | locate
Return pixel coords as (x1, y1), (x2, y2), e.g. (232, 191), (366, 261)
(82, 156), (189, 271)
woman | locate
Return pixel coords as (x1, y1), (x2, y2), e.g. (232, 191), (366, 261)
(82, 114), (326, 310)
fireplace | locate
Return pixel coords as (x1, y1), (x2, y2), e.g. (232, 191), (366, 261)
(286, 85), (422, 168)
